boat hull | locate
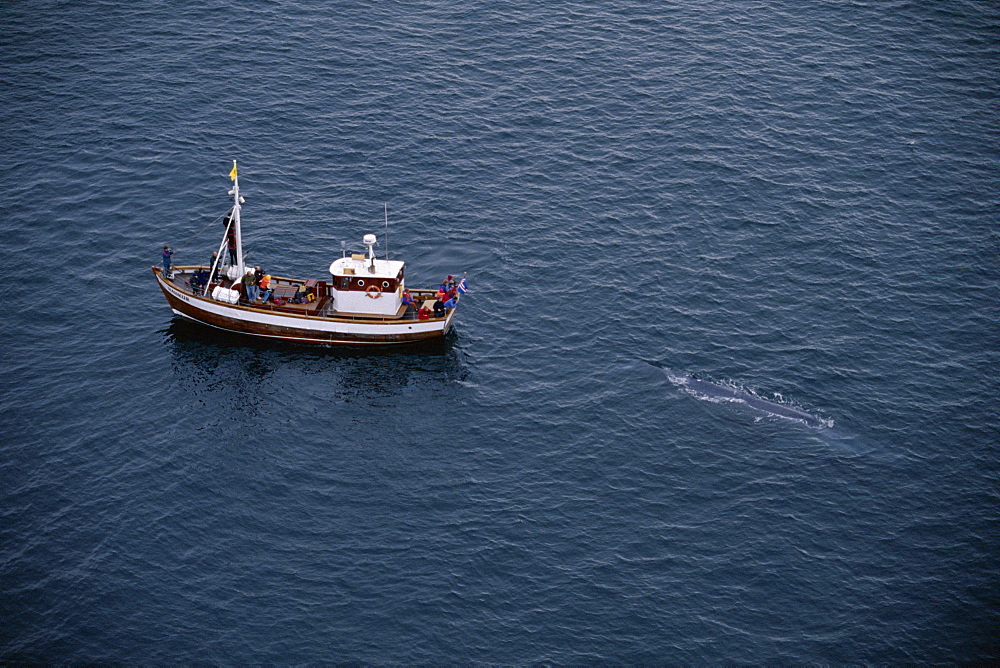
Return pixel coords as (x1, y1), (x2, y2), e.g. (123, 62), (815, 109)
(154, 268), (454, 346)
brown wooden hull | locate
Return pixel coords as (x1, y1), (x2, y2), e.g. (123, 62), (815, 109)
(154, 267), (453, 346)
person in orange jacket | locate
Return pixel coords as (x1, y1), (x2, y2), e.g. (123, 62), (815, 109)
(259, 274), (273, 302)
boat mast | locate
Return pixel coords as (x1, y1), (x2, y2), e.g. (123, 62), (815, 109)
(228, 160), (245, 277)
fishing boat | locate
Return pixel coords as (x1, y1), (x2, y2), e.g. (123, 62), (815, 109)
(152, 161), (466, 345)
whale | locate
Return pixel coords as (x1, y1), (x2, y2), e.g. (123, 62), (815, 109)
(629, 361), (900, 457)
(664, 371), (828, 429)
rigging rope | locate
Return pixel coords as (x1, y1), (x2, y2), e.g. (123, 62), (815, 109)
(173, 207), (233, 256)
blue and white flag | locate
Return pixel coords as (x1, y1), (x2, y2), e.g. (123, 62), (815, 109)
(457, 274), (469, 294)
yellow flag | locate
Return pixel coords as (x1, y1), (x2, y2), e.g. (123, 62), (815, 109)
(229, 162), (238, 181)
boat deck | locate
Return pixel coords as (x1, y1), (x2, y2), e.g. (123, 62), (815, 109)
(162, 266), (442, 322)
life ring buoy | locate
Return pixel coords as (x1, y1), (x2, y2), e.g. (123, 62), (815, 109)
(366, 285), (382, 299)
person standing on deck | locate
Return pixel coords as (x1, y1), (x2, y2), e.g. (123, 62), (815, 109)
(243, 269), (258, 303)
(161, 245), (174, 274)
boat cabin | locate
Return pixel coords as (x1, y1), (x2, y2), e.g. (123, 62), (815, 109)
(328, 234), (405, 317)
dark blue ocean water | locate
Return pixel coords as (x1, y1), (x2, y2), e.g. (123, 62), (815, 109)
(2, 1), (998, 663)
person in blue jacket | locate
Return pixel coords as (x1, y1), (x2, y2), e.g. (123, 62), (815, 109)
(161, 245), (174, 273)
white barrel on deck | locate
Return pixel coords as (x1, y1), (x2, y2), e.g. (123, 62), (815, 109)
(212, 286), (240, 304)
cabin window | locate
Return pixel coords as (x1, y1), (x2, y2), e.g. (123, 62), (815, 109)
(338, 277), (350, 290)
(381, 281), (390, 289)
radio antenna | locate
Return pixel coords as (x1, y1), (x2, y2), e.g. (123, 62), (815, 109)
(383, 203), (389, 260)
